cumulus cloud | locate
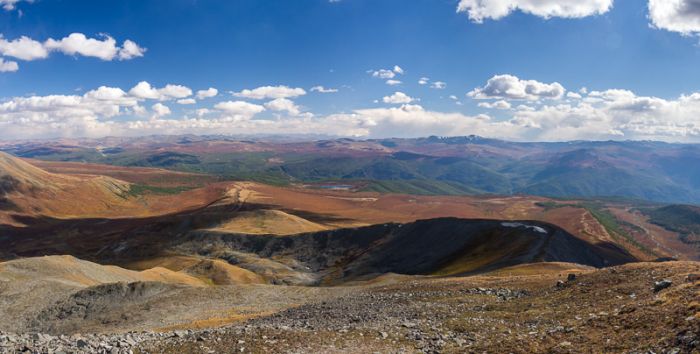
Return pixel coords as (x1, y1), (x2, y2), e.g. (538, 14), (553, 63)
(478, 100), (512, 109)
(177, 98), (196, 105)
(117, 39), (147, 60)
(327, 104), (506, 138)
(0, 35), (48, 60)
(195, 88), (218, 99)
(648, 0), (700, 36)
(502, 89), (700, 141)
(382, 92), (415, 104)
(0, 58), (18, 72)
(310, 86), (338, 93)
(0, 86), (139, 138)
(195, 108), (211, 117)
(214, 100), (265, 119)
(264, 98), (303, 116)
(4, 82), (700, 142)
(567, 92), (583, 99)
(0, 33), (145, 72)
(158, 84), (192, 99)
(233, 85), (306, 100)
(386, 79), (402, 86)
(457, 0), (613, 23)
(369, 65), (404, 82)
(418, 77), (430, 85)
(44, 33), (145, 61)
(44, 34), (118, 60)
(128, 81), (192, 101)
(151, 103), (171, 118)
(468, 74), (566, 101)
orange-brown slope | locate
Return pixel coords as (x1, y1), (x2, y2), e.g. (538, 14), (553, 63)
(229, 183), (679, 261)
(0, 152), (134, 219)
(0, 152), (226, 223)
(28, 159), (217, 188)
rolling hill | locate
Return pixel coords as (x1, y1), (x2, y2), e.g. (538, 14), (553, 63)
(0, 151), (227, 224)
(4, 135), (700, 204)
(0, 151), (133, 219)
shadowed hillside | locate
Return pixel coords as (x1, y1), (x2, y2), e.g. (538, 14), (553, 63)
(185, 218), (635, 284)
(0, 203), (637, 285)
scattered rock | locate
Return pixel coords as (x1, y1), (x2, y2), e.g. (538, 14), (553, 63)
(653, 280), (672, 292)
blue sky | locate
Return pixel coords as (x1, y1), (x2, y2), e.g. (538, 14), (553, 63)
(1, 0), (700, 141)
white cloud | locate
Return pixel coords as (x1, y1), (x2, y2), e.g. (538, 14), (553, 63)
(418, 77), (430, 85)
(118, 40), (146, 60)
(128, 81), (192, 101)
(158, 84), (192, 99)
(4, 82), (700, 142)
(327, 104), (506, 138)
(431, 81), (447, 89)
(177, 98), (196, 105)
(649, 0), (700, 36)
(310, 86), (338, 93)
(0, 35), (48, 60)
(386, 79), (402, 86)
(44, 33), (118, 60)
(0, 86), (142, 138)
(128, 81), (160, 100)
(371, 69), (396, 79)
(516, 104), (535, 111)
(0, 58), (18, 72)
(196, 87), (218, 99)
(131, 105), (147, 116)
(382, 92), (415, 104)
(468, 74), (565, 101)
(567, 92), (582, 99)
(214, 100), (265, 118)
(195, 108), (211, 117)
(264, 98), (302, 116)
(478, 100), (512, 109)
(233, 85), (306, 100)
(82, 86), (137, 106)
(44, 33), (145, 61)
(151, 103), (171, 118)
(0, 33), (145, 72)
(501, 89), (700, 141)
(369, 65), (404, 80)
(457, 0), (613, 23)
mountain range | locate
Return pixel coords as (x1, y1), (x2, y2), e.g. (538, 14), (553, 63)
(2, 135), (699, 204)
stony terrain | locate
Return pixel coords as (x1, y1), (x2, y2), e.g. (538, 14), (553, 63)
(0, 261), (697, 353)
(137, 261), (700, 354)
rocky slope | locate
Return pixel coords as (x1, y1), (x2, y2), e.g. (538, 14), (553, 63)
(0, 261), (697, 353)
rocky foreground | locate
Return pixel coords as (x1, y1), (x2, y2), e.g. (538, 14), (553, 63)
(1, 262), (698, 354)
